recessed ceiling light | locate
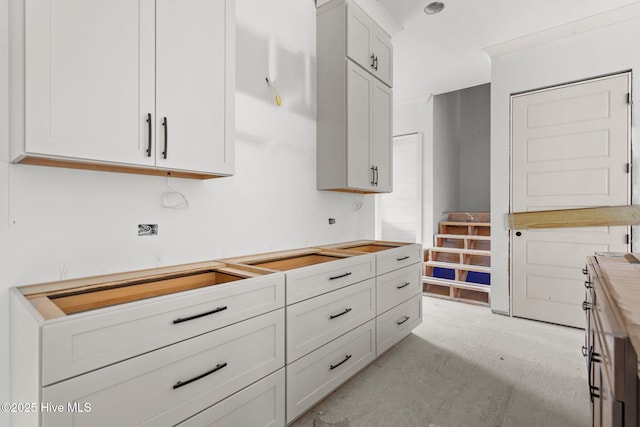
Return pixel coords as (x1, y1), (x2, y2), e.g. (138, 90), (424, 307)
(424, 1), (445, 15)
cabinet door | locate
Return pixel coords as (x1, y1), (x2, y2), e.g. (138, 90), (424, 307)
(156, 0), (234, 175)
(24, 0), (155, 165)
(346, 61), (374, 191)
(372, 28), (393, 87)
(371, 79), (392, 192)
(346, 2), (374, 74)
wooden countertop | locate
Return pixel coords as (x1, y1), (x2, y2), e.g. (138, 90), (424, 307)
(594, 254), (640, 377)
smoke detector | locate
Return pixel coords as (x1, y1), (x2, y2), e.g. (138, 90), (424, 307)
(424, 2), (445, 15)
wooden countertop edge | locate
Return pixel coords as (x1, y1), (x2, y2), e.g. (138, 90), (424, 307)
(18, 260), (226, 297)
(593, 255), (640, 377)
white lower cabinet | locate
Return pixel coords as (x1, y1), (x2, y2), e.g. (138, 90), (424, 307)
(376, 263), (422, 314)
(177, 369), (285, 427)
(42, 309), (285, 427)
(42, 273), (284, 386)
(286, 320), (376, 423)
(376, 294), (423, 356)
(286, 278), (376, 362)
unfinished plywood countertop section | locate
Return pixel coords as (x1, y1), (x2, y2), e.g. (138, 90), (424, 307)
(593, 254), (640, 377)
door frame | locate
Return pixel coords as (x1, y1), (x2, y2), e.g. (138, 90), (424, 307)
(375, 132), (423, 243)
(508, 71), (633, 317)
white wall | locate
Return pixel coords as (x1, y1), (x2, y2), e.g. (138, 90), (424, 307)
(393, 100), (434, 246)
(490, 18), (640, 314)
(0, 0), (376, 410)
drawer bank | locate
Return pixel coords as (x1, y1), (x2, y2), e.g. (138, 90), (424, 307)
(10, 240), (422, 426)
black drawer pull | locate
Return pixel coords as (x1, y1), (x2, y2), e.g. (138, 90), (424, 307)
(590, 385), (600, 399)
(330, 354), (352, 370)
(173, 306), (228, 324)
(397, 256), (410, 261)
(582, 267), (588, 275)
(397, 316), (410, 325)
(173, 362), (227, 390)
(329, 272), (352, 281)
(581, 346), (589, 358)
(146, 113), (152, 157)
(582, 301), (591, 311)
(330, 308), (352, 319)
(396, 282), (411, 289)
(584, 281), (593, 289)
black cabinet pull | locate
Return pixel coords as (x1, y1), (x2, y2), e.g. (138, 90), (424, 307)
(173, 306), (228, 324)
(330, 354), (352, 370)
(146, 113), (152, 157)
(397, 315), (410, 325)
(581, 346), (589, 358)
(582, 301), (591, 311)
(584, 281), (593, 289)
(329, 272), (352, 281)
(162, 117), (168, 159)
(374, 55), (378, 71)
(370, 165), (376, 185)
(329, 307), (352, 319)
(374, 166), (379, 185)
(582, 267), (588, 275)
(173, 362), (227, 390)
(396, 282), (411, 289)
(587, 346), (597, 402)
(370, 54), (375, 67)
(397, 256), (410, 261)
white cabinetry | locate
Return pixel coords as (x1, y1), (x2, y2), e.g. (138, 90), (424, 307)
(10, 0), (234, 179)
(10, 264), (284, 427)
(317, 0), (393, 193)
(347, 1), (393, 87)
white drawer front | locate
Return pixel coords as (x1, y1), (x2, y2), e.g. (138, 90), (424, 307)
(42, 309), (285, 427)
(177, 368), (285, 427)
(42, 273), (284, 386)
(377, 263), (422, 314)
(286, 319), (375, 423)
(286, 254), (375, 304)
(287, 278), (375, 362)
(376, 294), (422, 356)
(376, 244), (422, 275)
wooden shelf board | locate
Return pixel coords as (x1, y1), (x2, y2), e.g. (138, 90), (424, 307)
(425, 261), (491, 273)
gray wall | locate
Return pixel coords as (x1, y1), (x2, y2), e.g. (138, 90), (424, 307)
(433, 83), (490, 231)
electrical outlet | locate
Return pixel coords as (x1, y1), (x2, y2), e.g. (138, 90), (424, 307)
(138, 224), (158, 236)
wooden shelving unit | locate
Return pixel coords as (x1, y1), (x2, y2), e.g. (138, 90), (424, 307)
(423, 212), (491, 306)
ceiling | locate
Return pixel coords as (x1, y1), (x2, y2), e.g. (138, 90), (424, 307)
(377, 0), (640, 100)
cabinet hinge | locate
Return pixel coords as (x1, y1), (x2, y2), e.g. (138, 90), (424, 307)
(628, 93), (634, 105)
(626, 163), (631, 173)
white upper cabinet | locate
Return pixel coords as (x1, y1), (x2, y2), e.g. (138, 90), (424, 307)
(347, 1), (393, 88)
(155, 0), (233, 175)
(11, 0), (234, 179)
(317, 0), (393, 193)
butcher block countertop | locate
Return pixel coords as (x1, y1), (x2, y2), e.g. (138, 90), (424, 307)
(594, 254), (640, 377)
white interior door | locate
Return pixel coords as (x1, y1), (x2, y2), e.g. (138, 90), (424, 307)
(511, 73), (631, 328)
(376, 133), (423, 243)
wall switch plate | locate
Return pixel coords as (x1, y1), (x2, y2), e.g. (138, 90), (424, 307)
(138, 224), (158, 236)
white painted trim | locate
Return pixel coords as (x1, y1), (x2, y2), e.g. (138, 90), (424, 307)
(317, 0), (403, 37)
(393, 93), (433, 109)
(484, 3), (640, 58)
